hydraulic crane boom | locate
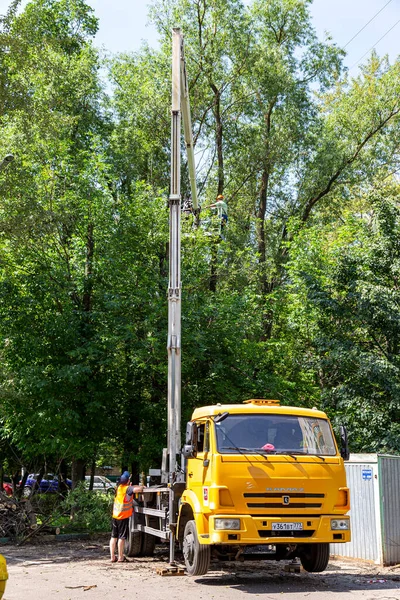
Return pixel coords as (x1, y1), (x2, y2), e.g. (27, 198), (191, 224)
(167, 28), (198, 563)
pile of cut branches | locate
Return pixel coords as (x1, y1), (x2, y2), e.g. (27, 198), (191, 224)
(0, 491), (37, 539)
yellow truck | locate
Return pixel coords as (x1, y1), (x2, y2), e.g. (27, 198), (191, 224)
(178, 399), (350, 574)
(128, 399), (350, 576)
(0, 554), (7, 600)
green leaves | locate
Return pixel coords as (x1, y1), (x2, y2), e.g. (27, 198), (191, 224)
(3, 0), (400, 477)
(288, 193), (400, 453)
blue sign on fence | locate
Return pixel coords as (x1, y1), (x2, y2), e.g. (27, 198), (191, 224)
(362, 468), (373, 481)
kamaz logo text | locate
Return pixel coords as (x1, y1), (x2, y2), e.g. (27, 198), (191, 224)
(266, 487), (304, 492)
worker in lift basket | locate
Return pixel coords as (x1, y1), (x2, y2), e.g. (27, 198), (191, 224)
(209, 194), (228, 232)
(109, 471), (143, 563)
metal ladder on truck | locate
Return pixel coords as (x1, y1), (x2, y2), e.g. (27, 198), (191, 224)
(125, 28), (199, 566)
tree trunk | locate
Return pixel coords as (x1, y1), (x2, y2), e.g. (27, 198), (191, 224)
(83, 222), (94, 314)
(58, 459), (69, 496)
(256, 99), (277, 340)
(15, 470), (28, 499)
(130, 461), (140, 486)
(256, 167), (268, 267)
(71, 458), (85, 490)
(28, 466), (44, 499)
(257, 166), (276, 339)
(88, 456), (96, 491)
(210, 83), (224, 196)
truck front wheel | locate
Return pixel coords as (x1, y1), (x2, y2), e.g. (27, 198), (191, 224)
(299, 543), (330, 572)
(183, 520), (210, 576)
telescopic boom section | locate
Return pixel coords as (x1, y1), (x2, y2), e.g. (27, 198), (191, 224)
(167, 28), (182, 483)
(167, 28), (198, 564)
(180, 40), (199, 213)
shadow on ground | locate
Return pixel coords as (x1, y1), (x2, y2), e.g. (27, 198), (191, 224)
(196, 562), (400, 594)
(3, 540), (400, 597)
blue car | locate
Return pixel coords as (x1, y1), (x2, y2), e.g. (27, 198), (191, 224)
(22, 473), (72, 495)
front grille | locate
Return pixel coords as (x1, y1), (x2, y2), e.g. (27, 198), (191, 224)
(259, 529), (315, 538)
(244, 492), (324, 510)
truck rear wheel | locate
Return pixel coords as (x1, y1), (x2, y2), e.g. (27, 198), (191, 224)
(183, 520), (210, 576)
(299, 543), (330, 572)
(125, 516), (143, 557)
(141, 532), (156, 556)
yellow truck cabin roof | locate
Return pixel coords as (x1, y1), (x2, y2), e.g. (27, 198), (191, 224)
(191, 399), (328, 421)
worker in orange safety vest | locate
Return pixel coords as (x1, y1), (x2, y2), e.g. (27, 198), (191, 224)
(109, 471), (143, 562)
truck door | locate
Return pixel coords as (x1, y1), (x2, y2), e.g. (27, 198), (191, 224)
(187, 420), (212, 508)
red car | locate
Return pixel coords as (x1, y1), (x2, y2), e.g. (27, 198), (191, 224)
(2, 483), (12, 496)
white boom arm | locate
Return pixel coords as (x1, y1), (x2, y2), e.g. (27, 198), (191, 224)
(167, 28), (198, 564)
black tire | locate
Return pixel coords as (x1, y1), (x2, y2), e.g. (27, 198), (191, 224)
(182, 520), (210, 576)
(125, 516), (143, 557)
(140, 532), (156, 556)
(139, 514), (158, 556)
(299, 543), (330, 572)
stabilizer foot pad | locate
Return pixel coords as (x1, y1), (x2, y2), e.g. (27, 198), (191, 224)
(156, 566), (186, 576)
(284, 563), (301, 573)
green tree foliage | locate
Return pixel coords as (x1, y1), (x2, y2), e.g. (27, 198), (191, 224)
(287, 191), (400, 452)
(148, 0), (400, 340)
(109, 47), (171, 192)
(0, 0), (107, 475)
(2, 0), (400, 480)
(0, 0), (168, 477)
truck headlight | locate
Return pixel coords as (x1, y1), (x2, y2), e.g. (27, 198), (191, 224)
(214, 518), (240, 530)
(331, 519), (350, 530)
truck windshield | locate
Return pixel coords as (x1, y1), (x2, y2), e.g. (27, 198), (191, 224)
(215, 414), (337, 456)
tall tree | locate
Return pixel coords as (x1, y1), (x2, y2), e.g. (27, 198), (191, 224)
(286, 188), (400, 452)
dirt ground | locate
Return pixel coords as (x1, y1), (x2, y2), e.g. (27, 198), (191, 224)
(2, 536), (400, 600)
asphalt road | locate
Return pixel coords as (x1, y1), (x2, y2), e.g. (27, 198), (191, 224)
(2, 538), (400, 600)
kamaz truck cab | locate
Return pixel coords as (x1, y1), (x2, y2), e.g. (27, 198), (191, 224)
(177, 399), (350, 575)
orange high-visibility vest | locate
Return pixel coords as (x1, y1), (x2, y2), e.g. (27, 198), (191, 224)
(112, 484), (133, 520)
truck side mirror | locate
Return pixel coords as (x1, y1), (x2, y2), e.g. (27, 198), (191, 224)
(182, 421), (198, 458)
(340, 425), (349, 461)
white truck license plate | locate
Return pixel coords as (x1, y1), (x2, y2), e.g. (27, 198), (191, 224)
(271, 522), (303, 531)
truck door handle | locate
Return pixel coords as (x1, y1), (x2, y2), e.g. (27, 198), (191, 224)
(188, 472), (193, 478)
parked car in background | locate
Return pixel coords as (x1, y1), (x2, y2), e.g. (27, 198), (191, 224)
(22, 473), (72, 496)
(2, 483), (12, 496)
(85, 475), (116, 494)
